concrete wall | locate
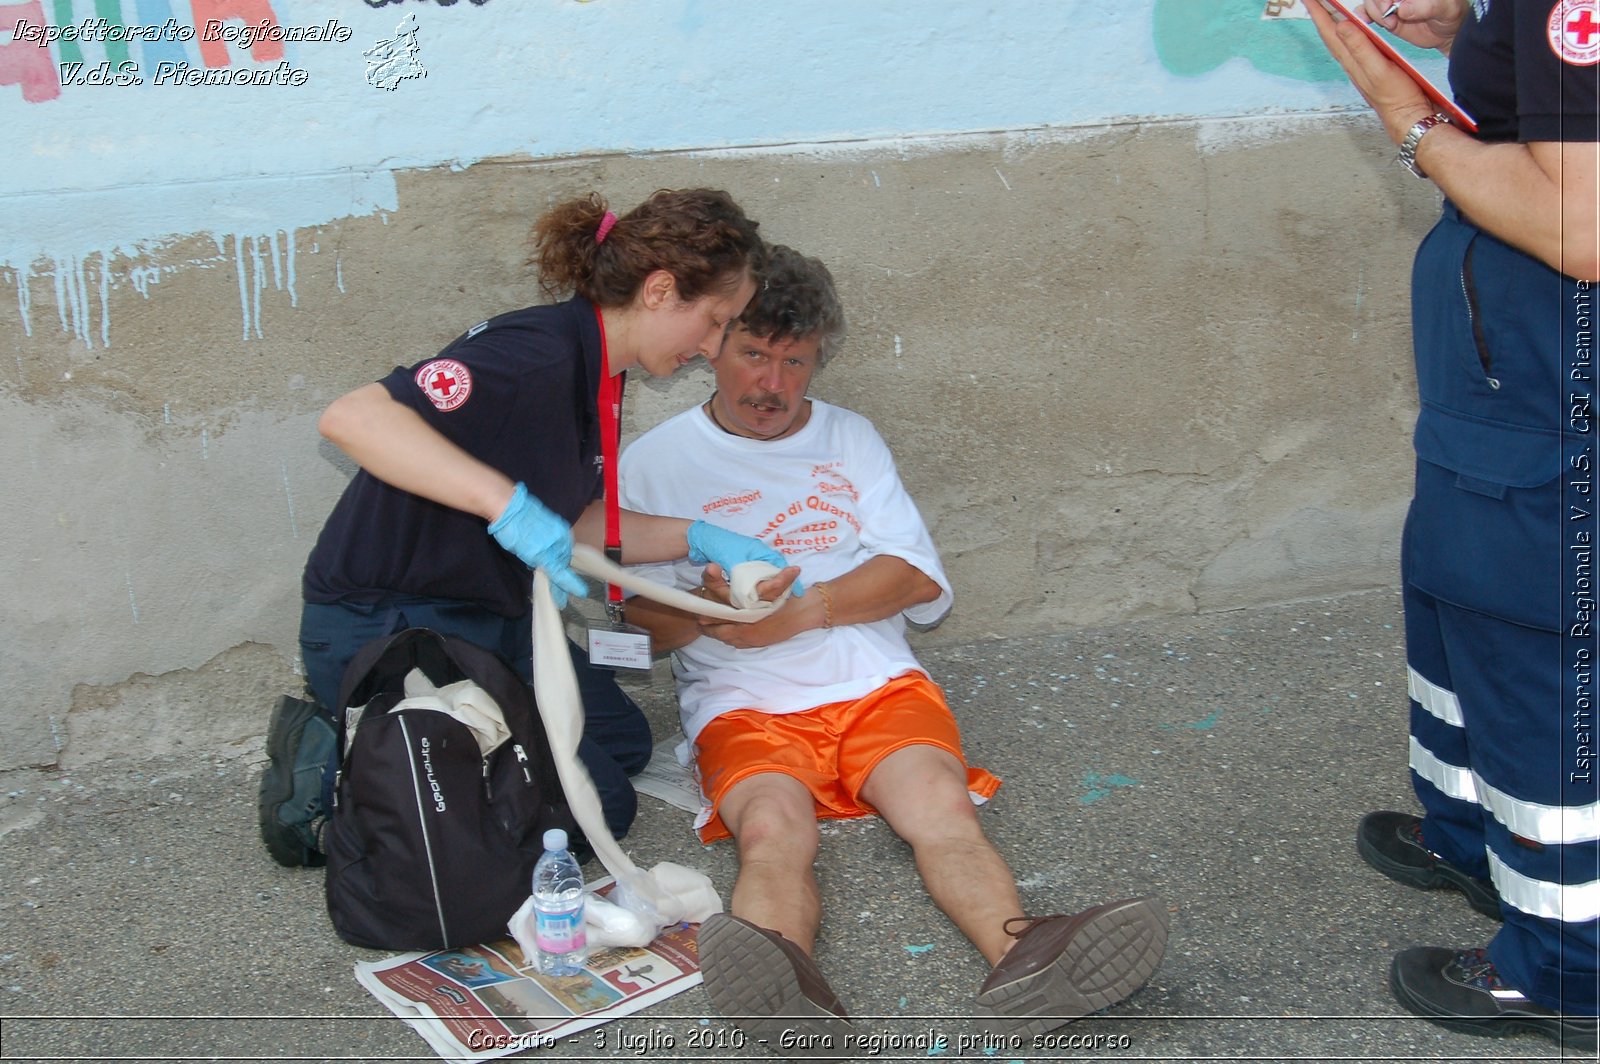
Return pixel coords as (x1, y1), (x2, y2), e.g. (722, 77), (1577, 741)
(2, 0), (1443, 770)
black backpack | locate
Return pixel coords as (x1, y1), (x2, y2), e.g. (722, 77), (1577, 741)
(323, 627), (577, 951)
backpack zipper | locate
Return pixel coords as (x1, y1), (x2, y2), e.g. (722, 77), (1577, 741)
(513, 743), (534, 786)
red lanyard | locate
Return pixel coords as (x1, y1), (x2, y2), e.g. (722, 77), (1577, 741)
(593, 305), (625, 619)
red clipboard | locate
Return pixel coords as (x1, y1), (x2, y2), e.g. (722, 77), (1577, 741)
(1314, 0), (1479, 132)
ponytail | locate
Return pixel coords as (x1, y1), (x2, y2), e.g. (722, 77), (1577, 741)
(531, 188), (763, 307)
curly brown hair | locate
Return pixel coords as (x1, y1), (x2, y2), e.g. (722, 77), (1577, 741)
(739, 245), (847, 363)
(531, 189), (764, 308)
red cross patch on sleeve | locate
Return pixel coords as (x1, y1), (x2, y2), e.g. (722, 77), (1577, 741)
(1549, 0), (1600, 66)
(414, 358), (473, 411)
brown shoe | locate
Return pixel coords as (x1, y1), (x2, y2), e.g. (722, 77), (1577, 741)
(697, 913), (854, 1059)
(977, 896), (1169, 1038)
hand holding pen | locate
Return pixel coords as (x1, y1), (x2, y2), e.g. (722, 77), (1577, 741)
(1358, 0), (1469, 52)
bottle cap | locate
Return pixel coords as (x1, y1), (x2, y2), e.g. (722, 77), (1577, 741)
(543, 828), (568, 851)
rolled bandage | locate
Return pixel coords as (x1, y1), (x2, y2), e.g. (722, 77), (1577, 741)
(568, 544), (786, 622)
(727, 561), (785, 610)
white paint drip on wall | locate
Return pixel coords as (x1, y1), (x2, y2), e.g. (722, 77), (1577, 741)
(269, 233), (283, 295)
(125, 572), (140, 625)
(222, 231), (306, 342)
(2, 1), (1406, 353)
(128, 265), (161, 299)
(12, 268), (30, 337)
(49, 254), (103, 350)
(282, 232), (299, 308)
(280, 459), (299, 540)
(5, 172), (397, 347)
(250, 236), (265, 340)
(98, 261), (109, 348)
(232, 239), (250, 343)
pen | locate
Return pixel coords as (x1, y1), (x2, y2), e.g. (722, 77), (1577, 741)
(1375, 2), (1401, 21)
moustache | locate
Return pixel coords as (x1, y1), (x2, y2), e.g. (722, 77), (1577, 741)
(742, 394), (788, 411)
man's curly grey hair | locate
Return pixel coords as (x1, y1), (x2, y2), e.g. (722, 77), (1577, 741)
(737, 245), (847, 364)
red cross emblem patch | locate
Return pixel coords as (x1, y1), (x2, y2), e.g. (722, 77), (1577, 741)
(1550, 0), (1600, 65)
(415, 358), (473, 411)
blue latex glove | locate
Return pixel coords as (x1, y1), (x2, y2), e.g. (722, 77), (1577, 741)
(686, 520), (806, 597)
(487, 483), (589, 608)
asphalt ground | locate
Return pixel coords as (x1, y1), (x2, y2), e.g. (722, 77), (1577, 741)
(2, 588), (1590, 1063)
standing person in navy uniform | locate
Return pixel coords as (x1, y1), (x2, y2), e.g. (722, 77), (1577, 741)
(1308, 0), (1598, 1047)
(259, 188), (799, 870)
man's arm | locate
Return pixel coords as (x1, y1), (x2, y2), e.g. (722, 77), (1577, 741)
(627, 554), (939, 654)
(696, 554), (940, 650)
(625, 590), (705, 655)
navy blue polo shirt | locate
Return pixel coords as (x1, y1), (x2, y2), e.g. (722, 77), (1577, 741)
(1449, 0), (1600, 144)
(303, 297), (606, 619)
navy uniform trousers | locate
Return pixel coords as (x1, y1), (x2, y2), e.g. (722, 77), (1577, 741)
(1403, 202), (1598, 1014)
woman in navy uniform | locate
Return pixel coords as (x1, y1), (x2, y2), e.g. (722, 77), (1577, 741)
(1308, 0), (1598, 1046)
(260, 189), (798, 868)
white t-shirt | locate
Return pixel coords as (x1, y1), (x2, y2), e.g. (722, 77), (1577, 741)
(618, 399), (953, 742)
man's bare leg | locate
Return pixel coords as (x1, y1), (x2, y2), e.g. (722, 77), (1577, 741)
(698, 770), (853, 1053)
(718, 771), (823, 952)
(862, 744), (1167, 1036)
(858, 745), (1022, 963)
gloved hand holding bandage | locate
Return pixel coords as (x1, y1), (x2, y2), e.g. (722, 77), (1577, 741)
(487, 483), (589, 608)
(686, 520), (805, 597)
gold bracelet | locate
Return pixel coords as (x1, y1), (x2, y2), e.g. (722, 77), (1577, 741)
(815, 581), (834, 628)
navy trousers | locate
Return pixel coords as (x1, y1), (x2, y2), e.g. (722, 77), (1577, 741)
(1402, 203), (1598, 1013)
(299, 596), (653, 839)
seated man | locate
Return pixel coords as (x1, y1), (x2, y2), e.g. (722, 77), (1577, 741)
(619, 246), (1168, 1046)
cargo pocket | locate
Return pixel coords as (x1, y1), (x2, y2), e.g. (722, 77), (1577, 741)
(1414, 407), (1564, 491)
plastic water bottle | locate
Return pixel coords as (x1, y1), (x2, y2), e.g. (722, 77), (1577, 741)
(532, 828), (588, 976)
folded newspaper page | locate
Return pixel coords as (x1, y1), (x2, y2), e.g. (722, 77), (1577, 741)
(355, 884), (704, 1063)
(629, 734), (703, 815)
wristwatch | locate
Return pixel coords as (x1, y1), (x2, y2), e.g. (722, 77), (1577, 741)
(1398, 113), (1450, 179)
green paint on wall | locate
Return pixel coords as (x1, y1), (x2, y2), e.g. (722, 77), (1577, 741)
(1152, 1), (1433, 84)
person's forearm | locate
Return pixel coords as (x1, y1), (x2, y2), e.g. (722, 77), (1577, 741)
(1315, 0), (1599, 282)
(696, 554), (941, 650)
(319, 382), (516, 521)
(573, 504), (694, 563)
(625, 596), (703, 654)
(1412, 131), (1599, 281)
(815, 555), (941, 628)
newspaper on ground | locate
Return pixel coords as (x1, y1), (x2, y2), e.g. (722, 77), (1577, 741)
(355, 881), (705, 1063)
(628, 734), (702, 815)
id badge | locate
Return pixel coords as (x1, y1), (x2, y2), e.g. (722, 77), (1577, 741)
(587, 622), (653, 670)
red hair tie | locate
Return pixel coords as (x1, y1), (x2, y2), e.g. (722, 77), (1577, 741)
(595, 211), (618, 244)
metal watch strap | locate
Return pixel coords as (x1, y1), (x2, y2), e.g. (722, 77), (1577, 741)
(1398, 113), (1450, 179)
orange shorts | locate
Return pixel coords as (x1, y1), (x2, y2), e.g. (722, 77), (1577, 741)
(691, 672), (1002, 844)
